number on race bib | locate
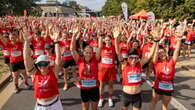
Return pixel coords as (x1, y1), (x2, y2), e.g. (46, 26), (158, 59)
(35, 50), (44, 56)
(158, 81), (173, 91)
(64, 51), (71, 57)
(11, 51), (22, 57)
(81, 80), (96, 87)
(128, 74), (141, 83)
(102, 57), (113, 64)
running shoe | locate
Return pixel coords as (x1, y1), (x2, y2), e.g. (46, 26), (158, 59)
(63, 84), (68, 91)
(98, 98), (104, 107)
(24, 83), (31, 90)
(108, 98), (114, 107)
(74, 81), (80, 88)
(14, 88), (20, 94)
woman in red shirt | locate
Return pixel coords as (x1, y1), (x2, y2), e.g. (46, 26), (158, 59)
(149, 26), (183, 110)
(23, 26), (63, 110)
(114, 27), (158, 110)
(8, 29), (30, 93)
(70, 27), (100, 110)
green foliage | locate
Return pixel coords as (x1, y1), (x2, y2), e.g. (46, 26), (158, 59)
(0, 0), (42, 16)
(101, 0), (195, 20)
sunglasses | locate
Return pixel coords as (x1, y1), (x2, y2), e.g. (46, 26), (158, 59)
(128, 55), (139, 60)
(37, 62), (49, 67)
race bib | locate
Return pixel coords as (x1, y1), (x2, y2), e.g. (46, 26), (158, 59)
(11, 51), (22, 57)
(93, 47), (98, 53)
(3, 50), (10, 56)
(173, 44), (176, 49)
(122, 53), (128, 58)
(35, 50), (44, 56)
(159, 81), (173, 91)
(128, 74), (141, 83)
(101, 57), (113, 64)
(81, 80), (96, 87)
(63, 51), (71, 57)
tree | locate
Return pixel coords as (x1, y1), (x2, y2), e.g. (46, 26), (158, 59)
(101, 0), (195, 20)
(0, 0), (41, 16)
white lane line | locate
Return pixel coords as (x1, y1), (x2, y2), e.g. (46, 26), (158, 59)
(145, 79), (189, 110)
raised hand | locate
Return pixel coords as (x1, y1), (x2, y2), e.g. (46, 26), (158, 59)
(72, 26), (79, 35)
(113, 27), (120, 38)
(22, 26), (32, 42)
(151, 27), (161, 41)
(51, 26), (60, 41)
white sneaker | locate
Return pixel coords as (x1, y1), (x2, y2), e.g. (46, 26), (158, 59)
(108, 98), (113, 107)
(98, 98), (104, 107)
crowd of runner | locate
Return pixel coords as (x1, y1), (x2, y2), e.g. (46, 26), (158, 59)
(0, 16), (195, 110)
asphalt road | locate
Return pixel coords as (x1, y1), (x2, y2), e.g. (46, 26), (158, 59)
(1, 77), (176, 110)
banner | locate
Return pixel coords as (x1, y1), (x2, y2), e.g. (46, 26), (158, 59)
(121, 2), (128, 22)
(147, 12), (155, 23)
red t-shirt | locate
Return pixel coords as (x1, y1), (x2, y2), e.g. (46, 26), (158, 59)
(186, 30), (194, 41)
(33, 68), (59, 98)
(142, 43), (153, 58)
(76, 56), (99, 89)
(122, 62), (142, 86)
(153, 58), (176, 91)
(8, 41), (23, 63)
(31, 38), (46, 58)
(169, 35), (177, 50)
(59, 40), (73, 61)
(100, 45), (116, 68)
(88, 39), (98, 54)
(0, 40), (10, 57)
(119, 41), (129, 59)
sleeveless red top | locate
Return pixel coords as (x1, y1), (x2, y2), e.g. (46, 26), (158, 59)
(100, 45), (116, 68)
(31, 38), (46, 58)
(122, 62), (142, 86)
(8, 42), (23, 63)
(153, 58), (176, 91)
(33, 67), (59, 98)
(59, 40), (73, 61)
(77, 56), (99, 89)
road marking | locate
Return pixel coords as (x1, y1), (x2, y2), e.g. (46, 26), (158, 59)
(145, 79), (189, 110)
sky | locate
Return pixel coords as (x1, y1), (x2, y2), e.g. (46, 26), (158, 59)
(39, 0), (107, 11)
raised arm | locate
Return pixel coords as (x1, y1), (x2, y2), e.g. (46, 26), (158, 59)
(113, 27), (123, 62)
(23, 26), (36, 76)
(70, 27), (80, 62)
(96, 29), (103, 61)
(172, 21), (186, 62)
(52, 27), (61, 76)
(141, 27), (161, 66)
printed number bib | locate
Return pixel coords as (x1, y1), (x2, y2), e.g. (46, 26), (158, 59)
(173, 44), (176, 49)
(64, 51), (71, 57)
(35, 50), (44, 56)
(102, 57), (113, 64)
(11, 51), (22, 57)
(158, 81), (173, 91)
(122, 53), (128, 58)
(3, 50), (9, 56)
(128, 74), (141, 83)
(93, 48), (98, 53)
(81, 80), (96, 87)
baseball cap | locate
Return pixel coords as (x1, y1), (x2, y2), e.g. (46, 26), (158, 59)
(35, 55), (50, 64)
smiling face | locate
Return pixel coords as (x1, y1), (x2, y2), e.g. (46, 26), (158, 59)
(158, 48), (167, 61)
(104, 36), (112, 45)
(9, 32), (18, 43)
(83, 46), (93, 62)
(37, 61), (50, 74)
(127, 55), (140, 66)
